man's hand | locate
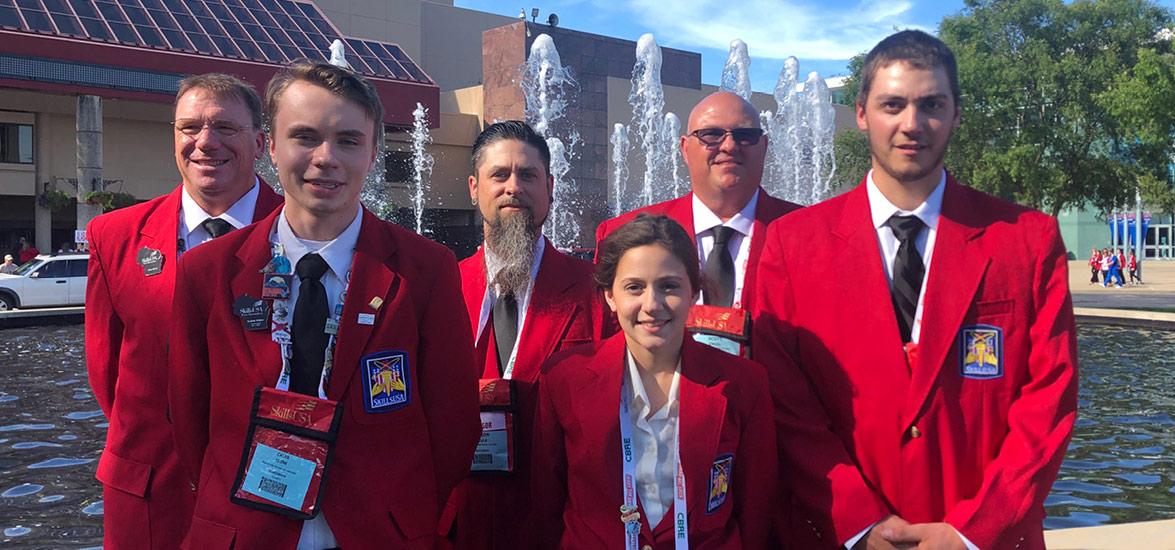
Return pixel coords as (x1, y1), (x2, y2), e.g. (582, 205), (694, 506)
(853, 515), (916, 550)
(879, 522), (968, 550)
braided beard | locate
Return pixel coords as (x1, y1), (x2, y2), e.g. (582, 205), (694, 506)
(486, 208), (538, 297)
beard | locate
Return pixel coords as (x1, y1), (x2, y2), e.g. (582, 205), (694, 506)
(486, 205), (539, 297)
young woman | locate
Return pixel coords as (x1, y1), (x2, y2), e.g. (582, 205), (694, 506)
(1088, 247), (1101, 284)
(531, 214), (777, 549)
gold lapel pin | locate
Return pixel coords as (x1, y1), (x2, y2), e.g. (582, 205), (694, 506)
(368, 296), (384, 310)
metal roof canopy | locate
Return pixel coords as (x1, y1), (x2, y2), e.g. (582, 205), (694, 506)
(0, 0), (438, 127)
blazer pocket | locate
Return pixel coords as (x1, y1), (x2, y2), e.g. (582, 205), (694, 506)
(975, 298), (1014, 319)
(184, 516), (236, 550)
(556, 338), (592, 352)
(388, 497), (436, 542)
(96, 449), (152, 498)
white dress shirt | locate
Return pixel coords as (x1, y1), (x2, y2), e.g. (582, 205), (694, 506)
(692, 190), (758, 308)
(178, 177), (261, 253)
(623, 349), (681, 530)
(474, 236), (546, 378)
(847, 170), (979, 550)
(271, 204), (363, 550)
(866, 170), (944, 345)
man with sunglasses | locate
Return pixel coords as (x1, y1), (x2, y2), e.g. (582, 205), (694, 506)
(595, 92), (800, 354)
(85, 73), (282, 549)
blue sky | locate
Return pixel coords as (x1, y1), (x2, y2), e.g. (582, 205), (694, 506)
(457, 0), (1175, 93)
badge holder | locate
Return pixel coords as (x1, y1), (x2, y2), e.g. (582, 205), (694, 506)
(687, 304), (751, 358)
(471, 378), (516, 474)
(231, 386), (343, 519)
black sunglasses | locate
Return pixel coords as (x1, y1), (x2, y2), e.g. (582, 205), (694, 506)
(688, 127), (765, 147)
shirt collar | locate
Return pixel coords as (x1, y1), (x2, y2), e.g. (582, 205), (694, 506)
(483, 234), (546, 296)
(692, 188), (759, 237)
(180, 176), (261, 236)
(866, 170), (945, 231)
(275, 204), (363, 280)
(624, 348), (681, 419)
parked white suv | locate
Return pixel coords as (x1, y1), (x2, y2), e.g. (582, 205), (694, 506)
(0, 253), (89, 311)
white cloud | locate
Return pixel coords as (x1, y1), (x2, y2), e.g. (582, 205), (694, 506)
(620, 0), (926, 60)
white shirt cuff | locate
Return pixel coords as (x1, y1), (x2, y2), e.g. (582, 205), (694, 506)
(843, 522), (876, 549)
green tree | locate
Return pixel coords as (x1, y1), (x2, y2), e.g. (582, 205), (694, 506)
(832, 128), (871, 193)
(937, 0), (1174, 216)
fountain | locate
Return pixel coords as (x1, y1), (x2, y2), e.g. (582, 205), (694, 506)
(609, 123), (630, 218)
(760, 57), (837, 205)
(720, 39), (752, 101)
(622, 33), (679, 212)
(663, 112), (685, 197)
(521, 34), (581, 249)
(409, 103), (435, 235)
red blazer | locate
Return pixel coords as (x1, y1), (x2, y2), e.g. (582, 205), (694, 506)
(444, 239), (608, 549)
(532, 334), (778, 549)
(594, 189), (800, 313)
(85, 181), (281, 549)
(752, 176), (1078, 549)
(167, 207), (481, 550)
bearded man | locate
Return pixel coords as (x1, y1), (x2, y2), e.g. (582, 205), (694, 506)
(441, 120), (608, 549)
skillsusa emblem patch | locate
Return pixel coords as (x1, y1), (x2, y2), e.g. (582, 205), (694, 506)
(362, 351), (410, 413)
(706, 454), (734, 514)
(959, 324), (1003, 379)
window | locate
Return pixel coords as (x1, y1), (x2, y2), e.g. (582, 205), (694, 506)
(385, 151), (414, 184)
(0, 122), (33, 164)
(34, 260), (69, 278)
(67, 259), (88, 277)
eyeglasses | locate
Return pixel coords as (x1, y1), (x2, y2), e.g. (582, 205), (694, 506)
(688, 127), (764, 147)
(171, 119), (251, 138)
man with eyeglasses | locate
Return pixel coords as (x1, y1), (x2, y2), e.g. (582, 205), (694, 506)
(85, 73), (282, 549)
(595, 91), (801, 356)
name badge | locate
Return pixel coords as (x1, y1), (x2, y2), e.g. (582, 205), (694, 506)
(233, 295), (270, 331)
(231, 387), (342, 519)
(137, 247), (164, 276)
(687, 304), (751, 357)
(472, 378), (515, 473)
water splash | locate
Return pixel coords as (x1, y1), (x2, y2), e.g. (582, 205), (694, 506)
(803, 72), (837, 204)
(763, 57), (836, 205)
(410, 103), (435, 235)
(663, 113), (685, 197)
(609, 124), (630, 217)
(721, 39), (752, 101)
(629, 34), (678, 209)
(522, 34), (581, 249)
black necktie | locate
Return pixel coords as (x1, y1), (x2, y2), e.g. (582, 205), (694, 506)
(493, 292), (519, 374)
(291, 253), (330, 396)
(884, 215), (926, 344)
(703, 226), (737, 307)
(201, 218), (235, 239)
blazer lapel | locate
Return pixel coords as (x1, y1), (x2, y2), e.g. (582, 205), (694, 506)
(513, 242), (578, 383)
(228, 210), (285, 386)
(832, 184), (912, 384)
(668, 194), (697, 247)
(139, 187), (183, 298)
(902, 180), (989, 427)
(573, 335), (628, 543)
(327, 209), (399, 401)
(742, 188), (774, 310)
(461, 247), (487, 340)
(677, 340), (725, 521)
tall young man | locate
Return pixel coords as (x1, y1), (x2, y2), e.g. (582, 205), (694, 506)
(754, 31), (1077, 550)
(168, 61), (480, 549)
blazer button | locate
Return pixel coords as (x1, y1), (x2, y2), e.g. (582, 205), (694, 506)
(909, 426), (922, 438)
(189, 481), (196, 491)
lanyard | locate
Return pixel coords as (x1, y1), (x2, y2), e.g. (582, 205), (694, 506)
(269, 244), (352, 398)
(619, 377), (689, 550)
